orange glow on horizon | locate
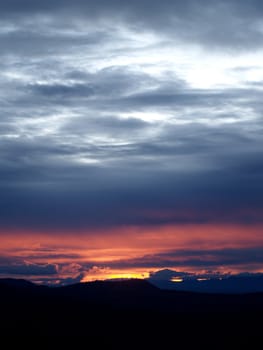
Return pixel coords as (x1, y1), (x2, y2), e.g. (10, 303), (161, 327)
(0, 223), (263, 282)
(82, 270), (150, 282)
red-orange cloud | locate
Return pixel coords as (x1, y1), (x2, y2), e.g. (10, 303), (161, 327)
(1, 224), (263, 283)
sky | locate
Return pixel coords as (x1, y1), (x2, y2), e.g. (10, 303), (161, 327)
(0, 0), (263, 285)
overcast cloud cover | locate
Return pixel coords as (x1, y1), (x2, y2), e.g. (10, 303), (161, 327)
(0, 0), (263, 282)
(1, 0), (263, 230)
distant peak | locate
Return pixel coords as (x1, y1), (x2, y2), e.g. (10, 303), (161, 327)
(0, 278), (36, 288)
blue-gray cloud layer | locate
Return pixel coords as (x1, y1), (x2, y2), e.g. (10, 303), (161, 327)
(0, 0), (263, 230)
(0, 256), (57, 275)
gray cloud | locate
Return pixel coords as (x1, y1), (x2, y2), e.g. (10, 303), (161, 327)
(149, 269), (192, 281)
(53, 273), (85, 286)
(1, 0), (263, 51)
(0, 0), (262, 232)
(2, 1), (263, 286)
(0, 261), (57, 275)
(103, 246), (263, 270)
(29, 82), (95, 98)
(0, 116), (262, 229)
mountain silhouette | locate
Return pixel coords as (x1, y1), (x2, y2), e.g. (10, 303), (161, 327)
(0, 278), (262, 344)
(149, 273), (263, 294)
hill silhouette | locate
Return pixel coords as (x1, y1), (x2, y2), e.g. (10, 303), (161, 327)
(0, 278), (262, 345)
(149, 270), (263, 294)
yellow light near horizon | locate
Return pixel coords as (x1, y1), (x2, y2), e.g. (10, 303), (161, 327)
(197, 278), (209, 281)
(171, 277), (183, 283)
(82, 270), (150, 282)
(108, 273), (146, 280)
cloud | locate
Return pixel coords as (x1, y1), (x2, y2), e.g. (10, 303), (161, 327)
(103, 246), (263, 271)
(1, 0), (263, 51)
(149, 269), (191, 281)
(0, 261), (57, 276)
(29, 82), (94, 99)
(56, 273), (85, 286)
(0, 0), (262, 233)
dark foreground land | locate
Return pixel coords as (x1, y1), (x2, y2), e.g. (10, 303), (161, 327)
(0, 278), (262, 346)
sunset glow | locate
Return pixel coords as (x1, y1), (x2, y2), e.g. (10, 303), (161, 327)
(1, 223), (263, 283)
(0, 0), (263, 287)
